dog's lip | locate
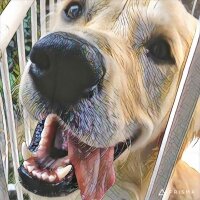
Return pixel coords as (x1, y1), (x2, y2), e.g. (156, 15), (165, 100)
(18, 115), (138, 197)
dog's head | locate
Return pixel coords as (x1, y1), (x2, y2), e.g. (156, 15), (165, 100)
(19, 0), (197, 199)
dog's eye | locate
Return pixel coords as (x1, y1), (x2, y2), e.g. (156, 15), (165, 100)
(64, 3), (82, 20)
(147, 38), (175, 64)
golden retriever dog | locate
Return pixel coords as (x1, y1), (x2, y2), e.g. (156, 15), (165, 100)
(18, 0), (200, 199)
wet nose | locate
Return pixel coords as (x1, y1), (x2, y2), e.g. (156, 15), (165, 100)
(29, 32), (105, 106)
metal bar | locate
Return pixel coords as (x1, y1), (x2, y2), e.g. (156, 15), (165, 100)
(0, 148), (9, 200)
(49, 0), (55, 29)
(40, 0), (46, 36)
(17, 25), (32, 145)
(192, 0), (198, 15)
(145, 22), (200, 200)
(1, 52), (24, 200)
(31, 0), (38, 46)
(17, 25), (26, 72)
(0, 94), (9, 184)
(0, 0), (35, 57)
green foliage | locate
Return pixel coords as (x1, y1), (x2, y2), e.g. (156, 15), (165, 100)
(0, 0), (10, 13)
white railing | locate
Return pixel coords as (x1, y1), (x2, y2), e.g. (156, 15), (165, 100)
(0, 0), (60, 199)
(0, 0), (199, 200)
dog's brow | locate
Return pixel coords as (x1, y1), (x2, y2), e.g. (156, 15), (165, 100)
(86, 1), (109, 21)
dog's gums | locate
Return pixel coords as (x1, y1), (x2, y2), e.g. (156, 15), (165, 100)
(18, 115), (138, 199)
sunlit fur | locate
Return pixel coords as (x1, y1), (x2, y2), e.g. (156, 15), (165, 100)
(20, 0), (200, 199)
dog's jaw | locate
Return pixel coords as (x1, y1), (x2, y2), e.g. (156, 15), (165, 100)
(18, 113), (141, 199)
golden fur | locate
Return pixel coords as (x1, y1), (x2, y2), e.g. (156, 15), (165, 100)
(20, 0), (200, 199)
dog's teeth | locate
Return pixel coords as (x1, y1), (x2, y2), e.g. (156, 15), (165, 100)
(32, 170), (37, 177)
(27, 165), (35, 173)
(23, 161), (30, 169)
(42, 172), (49, 181)
(56, 165), (72, 180)
(49, 175), (56, 182)
(36, 171), (42, 179)
(22, 142), (33, 160)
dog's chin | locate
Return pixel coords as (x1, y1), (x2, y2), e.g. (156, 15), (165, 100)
(18, 113), (140, 198)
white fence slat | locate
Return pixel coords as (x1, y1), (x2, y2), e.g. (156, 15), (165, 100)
(49, 0), (55, 28)
(0, 95), (9, 184)
(31, 1), (38, 46)
(0, 0), (35, 55)
(192, 0), (198, 15)
(17, 25), (32, 145)
(0, 149), (9, 200)
(1, 53), (24, 200)
(17, 25), (26, 72)
(40, 0), (47, 36)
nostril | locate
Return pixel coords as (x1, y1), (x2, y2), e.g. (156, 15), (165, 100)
(30, 48), (50, 70)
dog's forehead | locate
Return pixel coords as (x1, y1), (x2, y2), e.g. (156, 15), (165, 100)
(83, 0), (181, 11)
(57, 0), (193, 49)
(93, 0), (184, 35)
(59, 0), (184, 31)
(84, 0), (183, 29)
(62, 0), (181, 15)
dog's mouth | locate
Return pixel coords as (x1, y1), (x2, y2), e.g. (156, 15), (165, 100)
(18, 114), (138, 199)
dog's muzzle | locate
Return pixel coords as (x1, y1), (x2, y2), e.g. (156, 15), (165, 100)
(19, 32), (140, 198)
(29, 32), (105, 106)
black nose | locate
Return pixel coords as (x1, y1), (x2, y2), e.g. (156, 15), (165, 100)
(29, 32), (105, 106)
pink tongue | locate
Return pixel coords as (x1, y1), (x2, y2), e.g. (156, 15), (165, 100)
(68, 135), (115, 200)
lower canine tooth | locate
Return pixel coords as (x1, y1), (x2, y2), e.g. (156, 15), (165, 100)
(56, 165), (72, 180)
(22, 142), (33, 160)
